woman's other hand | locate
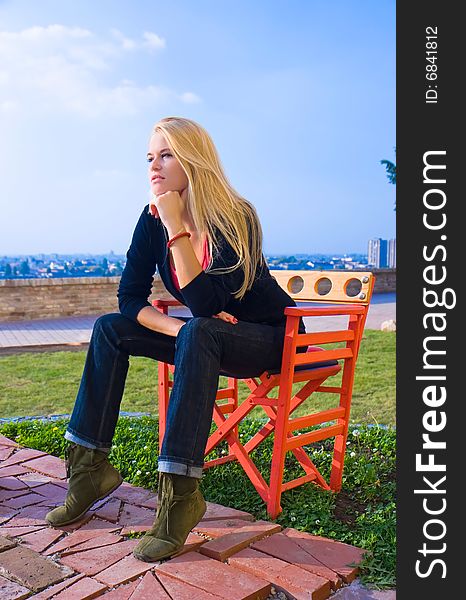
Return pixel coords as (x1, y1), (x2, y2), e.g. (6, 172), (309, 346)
(213, 311), (238, 324)
(175, 312), (237, 337)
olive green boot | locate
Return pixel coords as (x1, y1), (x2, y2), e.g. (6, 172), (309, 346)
(133, 473), (206, 562)
(45, 444), (122, 527)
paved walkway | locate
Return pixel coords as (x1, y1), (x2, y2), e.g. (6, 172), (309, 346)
(0, 435), (395, 599)
(0, 295), (395, 350)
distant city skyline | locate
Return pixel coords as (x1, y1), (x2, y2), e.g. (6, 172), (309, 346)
(368, 237), (396, 269)
(0, 1), (395, 255)
(0, 249), (376, 280)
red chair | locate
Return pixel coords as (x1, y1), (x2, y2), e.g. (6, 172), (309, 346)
(153, 270), (375, 518)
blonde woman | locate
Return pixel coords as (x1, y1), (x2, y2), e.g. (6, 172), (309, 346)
(46, 117), (306, 562)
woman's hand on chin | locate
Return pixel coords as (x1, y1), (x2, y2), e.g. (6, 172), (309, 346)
(151, 189), (187, 235)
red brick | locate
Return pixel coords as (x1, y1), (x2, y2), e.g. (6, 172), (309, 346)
(2, 504), (47, 528)
(252, 533), (341, 589)
(138, 495), (157, 510)
(32, 573), (85, 600)
(45, 528), (118, 554)
(0, 524), (45, 538)
(78, 518), (122, 534)
(0, 475), (29, 491)
(194, 518), (260, 538)
(180, 532), (207, 554)
(156, 572), (221, 600)
(276, 564), (332, 600)
(3, 491), (49, 509)
(61, 532), (123, 556)
(99, 579), (139, 599)
(94, 498), (122, 522)
(199, 521), (281, 561)
(0, 507), (17, 525)
(93, 553), (154, 587)
(19, 526), (64, 552)
(0, 534), (16, 551)
(127, 571), (171, 599)
(0, 435), (20, 447)
(0, 447), (46, 468)
(36, 498), (62, 508)
(59, 539), (137, 576)
(0, 574), (30, 600)
(0, 465), (31, 478)
(52, 576), (108, 599)
(203, 501), (254, 522)
(0, 446), (15, 461)
(45, 518), (120, 555)
(284, 529), (365, 583)
(118, 503), (154, 527)
(17, 473), (60, 487)
(0, 545), (72, 592)
(0, 487), (30, 502)
(229, 548), (331, 600)
(48, 479), (69, 488)
(34, 482), (68, 503)
(23, 454), (67, 479)
(113, 483), (156, 507)
(156, 551), (271, 600)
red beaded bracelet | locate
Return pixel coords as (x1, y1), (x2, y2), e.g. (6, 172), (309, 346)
(167, 230), (191, 249)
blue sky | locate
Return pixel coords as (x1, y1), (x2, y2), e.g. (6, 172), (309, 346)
(0, 0), (395, 255)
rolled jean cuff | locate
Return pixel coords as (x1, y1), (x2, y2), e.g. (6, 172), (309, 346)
(64, 429), (111, 452)
(158, 459), (203, 479)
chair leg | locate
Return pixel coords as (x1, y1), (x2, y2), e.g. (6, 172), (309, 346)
(268, 392), (292, 518)
(330, 433), (346, 491)
(229, 377), (239, 447)
(157, 362), (171, 453)
(329, 356), (357, 491)
(268, 434), (287, 519)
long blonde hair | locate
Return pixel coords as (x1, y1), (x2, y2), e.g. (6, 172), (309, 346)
(152, 116), (265, 300)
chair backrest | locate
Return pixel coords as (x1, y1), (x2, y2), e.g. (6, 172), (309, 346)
(270, 270), (375, 305)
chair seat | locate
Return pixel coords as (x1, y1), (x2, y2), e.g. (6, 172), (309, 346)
(266, 344), (338, 375)
(266, 358), (339, 376)
(218, 345), (339, 378)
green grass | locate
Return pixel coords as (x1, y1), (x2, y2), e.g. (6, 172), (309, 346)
(0, 330), (395, 425)
(0, 417), (396, 589)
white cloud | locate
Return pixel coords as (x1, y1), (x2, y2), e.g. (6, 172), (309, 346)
(143, 31), (166, 50)
(110, 28), (137, 51)
(180, 91), (202, 104)
(0, 24), (197, 118)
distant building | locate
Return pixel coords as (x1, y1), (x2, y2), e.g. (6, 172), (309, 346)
(367, 237), (396, 268)
(388, 238), (396, 268)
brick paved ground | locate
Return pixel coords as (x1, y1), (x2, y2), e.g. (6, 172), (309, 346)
(0, 435), (396, 599)
(0, 295), (395, 350)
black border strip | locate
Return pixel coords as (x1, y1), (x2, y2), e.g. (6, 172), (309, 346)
(397, 3), (461, 596)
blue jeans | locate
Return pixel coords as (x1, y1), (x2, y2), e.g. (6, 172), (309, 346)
(65, 313), (288, 478)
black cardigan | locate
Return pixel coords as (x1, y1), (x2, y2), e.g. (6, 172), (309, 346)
(117, 205), (305, 333)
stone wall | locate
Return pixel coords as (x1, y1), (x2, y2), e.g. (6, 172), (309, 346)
(370, 268), (396, 294)
(0, 269), (395, 322)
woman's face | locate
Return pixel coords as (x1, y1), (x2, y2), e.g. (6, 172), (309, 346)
(147, 132), (188, 196)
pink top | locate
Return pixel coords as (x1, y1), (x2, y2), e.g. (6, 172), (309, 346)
(169, 235), (210, 291)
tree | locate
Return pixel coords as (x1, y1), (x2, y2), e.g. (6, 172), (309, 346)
(380, 147), (396, 210)
(20, 260), (30, 275)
